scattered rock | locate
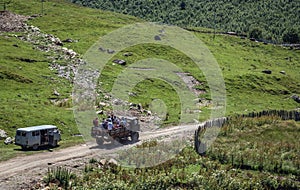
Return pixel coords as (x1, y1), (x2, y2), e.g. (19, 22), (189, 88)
(73, 164), (80, 168)
(99, 47), (106, 52)
(123, 52), (133, 57)
(0, 11), (29, 32)
(108, 158), (118, 166)
(0, 129), (7, 140)
(280, 71), (286, 75)
(99, 102), (107, 107)
(107, 49), (115, 54)
(53, 90), (60, 96)
(154, 35), (161, 41)
(262, 70), (272, 74)
(104, 95), (110, 100)
(112, 98), (123, 105)
(19, 58), (36, 63)
(4, 137), (14, 145)
(147, 110), (152, 116)
(96, 110), (104, 115)
(291, 95), (300, 103)
(30, 14), (39, 18)
(62, 38), (74, 43)
(128, 92), (137, 97)
(113, 59), (126, 65)
(46, 34), (63, 46)
(99, 159), (107, 166)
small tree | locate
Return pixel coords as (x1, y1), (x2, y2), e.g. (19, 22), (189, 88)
(249, 26), (263, 40)
(180, 1), (186, 10)
(282, 28), (300, 44)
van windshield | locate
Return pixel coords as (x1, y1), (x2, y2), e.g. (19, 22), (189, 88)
(16, 131), (27, 137)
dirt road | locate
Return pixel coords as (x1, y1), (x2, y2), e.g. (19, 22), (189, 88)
(0, 124), (200, 189)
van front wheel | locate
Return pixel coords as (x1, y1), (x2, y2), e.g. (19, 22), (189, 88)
(32, 144), (39, 150)
(51, 140), (58, 147)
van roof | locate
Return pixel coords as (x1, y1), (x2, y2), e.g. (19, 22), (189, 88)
(17, 125), (58, 132)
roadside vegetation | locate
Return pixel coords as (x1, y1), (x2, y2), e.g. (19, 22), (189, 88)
(43, 117), (300, 189)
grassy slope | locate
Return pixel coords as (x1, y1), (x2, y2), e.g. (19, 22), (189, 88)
(99, 34), (300, 124)
(196, 33), (300, 115)
(0, 0), (299, 161)
(0, 0), (139, 161)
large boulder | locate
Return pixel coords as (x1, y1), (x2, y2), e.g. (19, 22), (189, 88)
(4, 137), (14, 145)
(0, 129), (7, 140)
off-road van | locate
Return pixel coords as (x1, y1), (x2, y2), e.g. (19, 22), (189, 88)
(15, 125), (61, 150)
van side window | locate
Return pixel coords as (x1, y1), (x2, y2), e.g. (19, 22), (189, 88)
(21, 132), (26, 137)
(17, 131), (21, 136)
(32, 131), (40, 136)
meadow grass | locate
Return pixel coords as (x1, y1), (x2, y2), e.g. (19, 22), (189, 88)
(0, 0), (299, 161)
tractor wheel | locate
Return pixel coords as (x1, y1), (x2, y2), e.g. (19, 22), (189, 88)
(96, 138), (104, 146)
(113, 137), (121, 146)
(131, 132), (139, 143)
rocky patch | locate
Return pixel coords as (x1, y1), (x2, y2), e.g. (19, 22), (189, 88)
(0, 11), (30, 32)
(0, 129), (7, 140)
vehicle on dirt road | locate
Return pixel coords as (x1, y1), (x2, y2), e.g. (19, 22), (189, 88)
(15, 125), (61, 150)
(91, 116), (140, 145)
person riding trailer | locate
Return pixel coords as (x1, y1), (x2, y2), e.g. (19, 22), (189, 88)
(91, 115), (140, 145)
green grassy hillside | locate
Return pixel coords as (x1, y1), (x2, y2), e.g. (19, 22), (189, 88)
(0, 0), (139, 160)
(0, 0), (299, 189)
(0, 0), (299, 159)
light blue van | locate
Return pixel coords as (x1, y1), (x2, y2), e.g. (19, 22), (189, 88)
(15, 125), (61, 150)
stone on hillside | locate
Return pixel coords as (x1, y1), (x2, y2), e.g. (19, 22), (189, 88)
(108, 158), (118, 166)
(104, 95), (110, 100)
(4, 137), (14, 145)
(112, 98), (123, 105)
(53, 90), (60, 96)
(99, 159), (107, 166)
(128, 92), (137, 97)
(291, 95), (300, 103)
(280, 71), (286, 75)
(65, 49), (77, 58)
(99, 47), (106, 52)
(113, 59), (126, 65)
(107, 49), (115, 54)
(154, 35), (161, 41)
(99, 102), (107, 107)
(0, 129), (7, 140)
(262, 70), (272, 74)
(123, 52), (133, 57)
(62, 38), (74, 43)
(147, 110), (152, 116)
(96, 110), (104, 115)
